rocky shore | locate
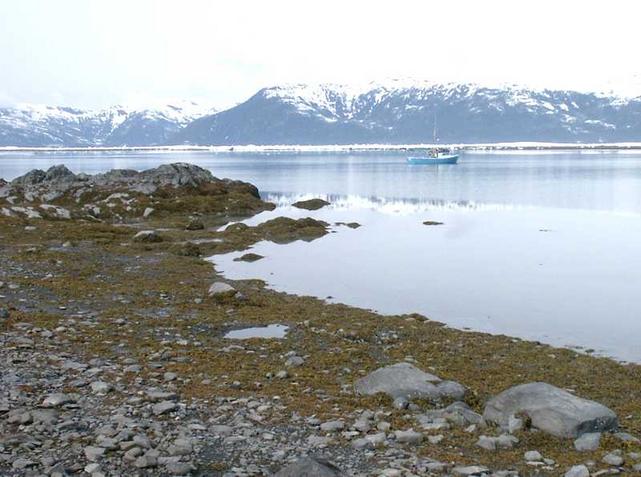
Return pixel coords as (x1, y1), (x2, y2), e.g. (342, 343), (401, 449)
(1, 164), (641, 476)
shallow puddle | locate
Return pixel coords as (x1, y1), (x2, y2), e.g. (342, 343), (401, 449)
(223, 324), (289, 339)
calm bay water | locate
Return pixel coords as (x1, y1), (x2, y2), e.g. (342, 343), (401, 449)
(2, 150), (641, 361)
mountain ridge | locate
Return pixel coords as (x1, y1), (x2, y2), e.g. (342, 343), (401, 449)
(2, 82), (641, 146)
(0, 101), (216, 147)
(175, 81), (641, 145)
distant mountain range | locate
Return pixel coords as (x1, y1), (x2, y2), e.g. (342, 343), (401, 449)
(0, 101), (215, 147)
(3, 81), (641, 146)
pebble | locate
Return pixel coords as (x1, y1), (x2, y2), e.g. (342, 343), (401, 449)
(166, 462), (194, 475)
(90, 381), (113, 394)
(352, 437), (374, 449)
(285, 355), (305, 367)
(524, 450), (543, 462)
(366, 432), (387, 446)
(476, 435), (496, 451)
(602, 451), (624, 466)
(574, 432), (601, 451)
(320, 420), (345, 432)
(42, 393), (75, 407)
(453, 465), (490, 476)
(135, 454), (158, 468)
(84, 446), (106, 462)
(565, 465), (590, 477)
(394, 429), (423, 444)
(152, 400), (178, 415)
(164, 372), (178, 382)
(208, 282), (236, 298)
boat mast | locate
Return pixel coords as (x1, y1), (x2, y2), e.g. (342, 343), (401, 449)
(432, 110), (437, 145)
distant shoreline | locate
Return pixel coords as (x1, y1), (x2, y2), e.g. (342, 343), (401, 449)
(2, 142), (641, 153)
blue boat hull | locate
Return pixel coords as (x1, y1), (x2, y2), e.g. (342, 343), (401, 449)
(407, 154), (459, 165)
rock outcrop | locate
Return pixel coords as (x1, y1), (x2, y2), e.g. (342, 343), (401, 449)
(292, 198), (330, 211)
(1, 163), (270, 221)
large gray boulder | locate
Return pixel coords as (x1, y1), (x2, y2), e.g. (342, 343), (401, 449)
(138, 163), (215, 188)
(274, 457), (342, 477)
(354, 362), (466, 402)
(483, 382), (618, 438)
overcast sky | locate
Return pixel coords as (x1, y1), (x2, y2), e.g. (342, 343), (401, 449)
(1, 0), (640, 109)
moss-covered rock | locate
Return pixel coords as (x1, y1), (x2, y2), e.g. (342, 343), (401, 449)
(292, 198), (330, 210)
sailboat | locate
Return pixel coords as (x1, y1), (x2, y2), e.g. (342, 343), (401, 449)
(407, 112), (459, 165)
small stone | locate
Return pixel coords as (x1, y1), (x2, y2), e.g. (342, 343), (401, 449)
(185, 217), (204, 230)
(42, 393), (75, 407)
(428, 434), (444, 444)
(123, 447), (143, 462)
(453, 466), (489, 476)
(285, 355), (305, 367)
(90, 381), (113, 394)
(152, 400), (178, 415)
(366, 432), (387, 446)
(85, 463), (101, 474)
(381, 470), (402, 477)
(133, 434), (152, 449)
(145, 389), (178, 401)
(133, 230), (163, 243)
(602, 452), (624, 466)
(208, 282), (236, 298)
(320, 420), (344, 432)
(564, 465), (590, 477)
(164, 372), (178, 382)
(394, 429), (423, 444)
(377, 421), (391, 432)
(496, 433), (519, 449)
(274, 457), (342, 477)
(210, 425), (234, 436)
(166, 462), (194, 475)
(524, 450), (543, 462)
(135, 455), (158, 468)
(353, 418), (371, 433)
(84, 446), (106, 462)
(275, 370), (289, 379)
(614, 432), (640, 444)
(352, 437), (373, 449)
(574, 432), (601, 452)
(12, 458), (35, 470)
(167, 438), (192, 456)
(476, 435), (497, 451)
(307, 435), (330, 447)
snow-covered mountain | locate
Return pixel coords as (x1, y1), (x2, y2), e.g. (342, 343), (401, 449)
(0, 101), (216, 147)
(177, 81), (641, 144)
(4, 81), (641, 146)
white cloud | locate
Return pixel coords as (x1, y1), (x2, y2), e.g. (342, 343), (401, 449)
(1, 0), (640, 108)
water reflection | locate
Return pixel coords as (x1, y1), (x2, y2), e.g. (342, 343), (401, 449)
(213, 205), (641, 363)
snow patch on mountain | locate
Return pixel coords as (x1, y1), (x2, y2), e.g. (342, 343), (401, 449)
(0, 101), (217, 146)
